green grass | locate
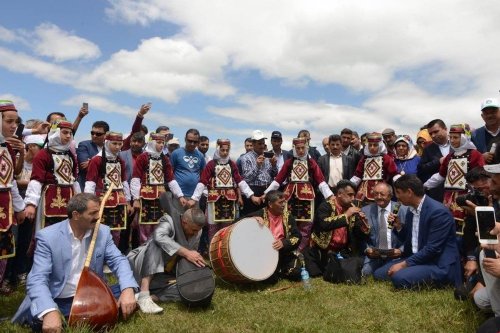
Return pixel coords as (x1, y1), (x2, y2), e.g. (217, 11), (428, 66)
(0, 278), (485, 333)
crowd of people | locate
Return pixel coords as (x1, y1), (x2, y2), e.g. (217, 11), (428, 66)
(2, 96), (500, 332)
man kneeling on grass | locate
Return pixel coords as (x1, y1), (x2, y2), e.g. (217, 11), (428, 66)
(373, 175), (462, 289)
(127, 207), (205, 314)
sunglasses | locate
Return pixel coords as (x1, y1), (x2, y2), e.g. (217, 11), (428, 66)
(186, 139), (199, 144)
(91, 131), (105, 137)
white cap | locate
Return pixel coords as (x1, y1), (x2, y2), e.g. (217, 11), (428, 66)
(251, 130), (266, 141)
(481, 98), (499, 111)
(484, 164), (500, 174)
(168, 137), (180, 146)
(24, 134), (45, 146)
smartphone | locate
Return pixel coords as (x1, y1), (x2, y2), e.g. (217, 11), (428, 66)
(475, 206), (499, 244)
(263, 151), (274, 158)
(82, 102), (88, 109)
(14, 123), (25, 139)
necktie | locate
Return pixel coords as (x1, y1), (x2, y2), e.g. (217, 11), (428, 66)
(379, 208), (388, 249)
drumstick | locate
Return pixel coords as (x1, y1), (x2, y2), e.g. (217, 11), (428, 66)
(266, 283), (301, 293)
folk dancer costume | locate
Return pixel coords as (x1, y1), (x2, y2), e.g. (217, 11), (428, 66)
(85, 132), (131, 244)
(305, 196), (370, 277)
(192, 139), (254, 240)
(264, 138), (333, 251)
(350, 133), (398, 203)
(394, 135), (420, 176)
(424, 125), (485, 234)
(24, 120), (80, 232)
(244, 207), (302, 281)
(130, 133), (184, 244)
(0, 101), (25, 261)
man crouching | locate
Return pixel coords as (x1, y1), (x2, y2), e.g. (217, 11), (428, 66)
(128, 207), (205, 314)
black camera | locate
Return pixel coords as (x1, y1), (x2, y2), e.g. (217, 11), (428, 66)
(456, 185), (489, 206)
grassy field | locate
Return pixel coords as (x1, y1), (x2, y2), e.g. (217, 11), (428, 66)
(0, 277), (485, 333)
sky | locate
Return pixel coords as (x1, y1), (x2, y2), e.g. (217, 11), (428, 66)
(1, 0), (500, 156)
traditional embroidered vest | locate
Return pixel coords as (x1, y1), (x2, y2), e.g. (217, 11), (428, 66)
(0, 145), (14, 189)
(52, 152), (75, 185)
(444, 154), (468, 190)
(363, 156), (383, 181)
(214, 163), (233, 189)
(147, 156), (164, 185)
(290, 159), (309, 183)
(105, 159), (124, 190)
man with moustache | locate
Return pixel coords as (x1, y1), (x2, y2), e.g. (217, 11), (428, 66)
(317, 134), (356, 193)
(472, 98), (500, 164)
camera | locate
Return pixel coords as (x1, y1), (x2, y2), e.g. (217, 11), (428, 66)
(456, 185), (489, 206)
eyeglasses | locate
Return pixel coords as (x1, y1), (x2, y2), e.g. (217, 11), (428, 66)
(91, 131), (105, 137)
(186, 139), (199, 144)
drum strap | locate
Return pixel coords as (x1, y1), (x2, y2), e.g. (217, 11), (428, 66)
(216, 228), (231, 278)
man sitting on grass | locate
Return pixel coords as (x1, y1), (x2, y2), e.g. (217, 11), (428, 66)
(373, 175), (461, 289)
(12, 193), (138, 332)
(127, 201), (205, 314)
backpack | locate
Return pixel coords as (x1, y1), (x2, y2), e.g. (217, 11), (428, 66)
(176, 258), (215, 307)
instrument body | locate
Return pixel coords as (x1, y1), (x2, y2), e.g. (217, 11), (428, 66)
(209, 217), (278, 283)
(69, 186), (119, 330)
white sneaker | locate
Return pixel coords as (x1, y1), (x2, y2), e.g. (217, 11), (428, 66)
(137, 295), (164, 314)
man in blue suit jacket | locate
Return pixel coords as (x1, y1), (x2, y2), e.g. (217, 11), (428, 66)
(373, 175), (461, 289)
(76, 121), (109, 190)
(12, 193), (138, 331)
(361, 182), (407, 276)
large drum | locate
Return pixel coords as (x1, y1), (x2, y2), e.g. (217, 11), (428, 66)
(209, 217), (279, 283)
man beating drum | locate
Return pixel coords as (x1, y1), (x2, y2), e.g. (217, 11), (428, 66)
(127, 205), (205, 314)
(244, 190), (303, 282)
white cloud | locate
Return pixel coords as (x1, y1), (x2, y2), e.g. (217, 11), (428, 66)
(0, 26), (18, 42)
(0, 47), (78, 84)
(62, 95), (206, 130)
(105, 0), (500, 94)
(0, 94), (31, 112)
(77, 37), (235, 102)
(32, 23), (101, 62)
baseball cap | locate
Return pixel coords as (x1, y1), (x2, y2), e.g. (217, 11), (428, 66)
(382, 128), (395, 136)
(168, 137), (180, 146)
(484, 164), (500, 174)
(251, 130), (266, 141)
(481, 98), (499, 111)
(271, 131), (282, 139)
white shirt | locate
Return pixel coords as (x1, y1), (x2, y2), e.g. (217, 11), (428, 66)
(409, 195), (426, 254)
(273, 149), (285, 172)
(378, 202), (392, 248)
(328, 154), (343, 187)
(438, 141), (450, 157)
(59, 224), (92, 298)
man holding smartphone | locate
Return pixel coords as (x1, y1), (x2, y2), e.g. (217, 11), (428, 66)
(473, 163), (500, 320)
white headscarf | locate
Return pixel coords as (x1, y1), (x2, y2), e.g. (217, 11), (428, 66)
(394, 135), (417, 161)
(213, 141), (230, 164)
(452, 134), (477, 155)
(363, 141), (387, 157)
(47, 126), (71, 153)
(145, 139), (163, 158)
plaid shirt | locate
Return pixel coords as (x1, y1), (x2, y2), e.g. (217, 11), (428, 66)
(240, 151), (277, 187)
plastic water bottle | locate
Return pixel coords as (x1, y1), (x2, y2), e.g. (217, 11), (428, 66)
(300, 267), (312, 291)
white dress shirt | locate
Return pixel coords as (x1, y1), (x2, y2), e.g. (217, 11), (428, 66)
(328, 154), (343, 187)
(59, 224), (92, 298)
(409, 195), (426, 254)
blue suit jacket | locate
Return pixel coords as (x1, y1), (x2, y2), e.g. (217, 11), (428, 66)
(76, 140), (100, 190)
(12, 220), (138, 323)
(361, 202), (407, 251)
(471, 126), (488, 153)
(397, 196), (460, 270)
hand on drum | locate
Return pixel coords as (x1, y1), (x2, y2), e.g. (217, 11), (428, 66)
(254, 217), (265, 226)
(272, 239), (284, 250)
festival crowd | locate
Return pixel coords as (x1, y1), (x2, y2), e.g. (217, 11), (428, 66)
(2, 97), (500, 332)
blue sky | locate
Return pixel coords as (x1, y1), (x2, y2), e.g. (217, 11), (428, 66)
(1, 0), (500, 155)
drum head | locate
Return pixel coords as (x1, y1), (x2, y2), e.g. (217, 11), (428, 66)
(228, 218), (279, 281)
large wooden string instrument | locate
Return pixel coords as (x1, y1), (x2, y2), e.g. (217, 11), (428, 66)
(68, 185), (119, 330)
